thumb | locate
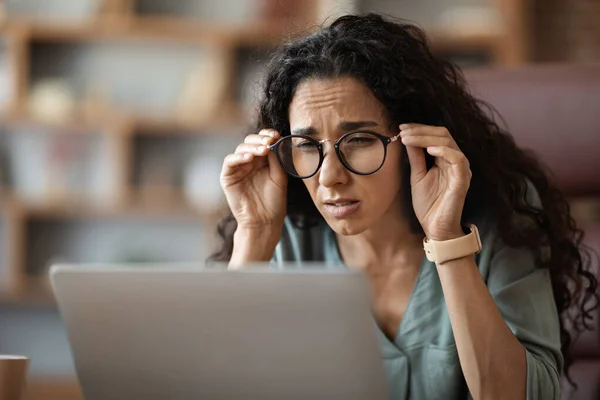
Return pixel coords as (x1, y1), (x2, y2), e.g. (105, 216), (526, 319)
(268, 150), (288, 186)
(406, 145), (427, 185)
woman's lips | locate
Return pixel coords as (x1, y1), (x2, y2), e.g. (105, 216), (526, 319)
(323, 200), (361, 218)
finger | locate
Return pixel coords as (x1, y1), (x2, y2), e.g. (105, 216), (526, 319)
(245, 130), (281, 146)
(400, 135), (458, 150)
(224, 153), (247, 165)
(400, 124), (452, 138)
(426, 146), (470, 170)
(405, 145), (427, 184)
(267, 148), (287, 184)
(259, 129), (281, 146)
(259, 128), (280, 138)
(223, 153), (254, 171)
(399, 123), (423, 131)
(244, 134), (270, 145)
(235, 143), (270, 156)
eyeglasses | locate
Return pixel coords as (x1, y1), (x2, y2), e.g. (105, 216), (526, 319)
(268, 130), (402, 179)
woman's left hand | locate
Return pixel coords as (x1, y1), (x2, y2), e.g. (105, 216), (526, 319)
(399, 123), (472, 241)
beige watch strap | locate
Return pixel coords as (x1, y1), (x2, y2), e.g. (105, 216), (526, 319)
(423, 224), (482, 264)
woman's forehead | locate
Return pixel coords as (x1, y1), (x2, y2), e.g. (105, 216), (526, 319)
(289, 77), (387, 127)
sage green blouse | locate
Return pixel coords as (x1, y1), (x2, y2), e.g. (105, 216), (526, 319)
(271, 192), (562, 399)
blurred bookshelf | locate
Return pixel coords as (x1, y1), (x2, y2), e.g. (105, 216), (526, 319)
(0, 0), (529, 296)
(0, 0), (304, 307)
(355, 0), (529, 66)
(0, 0), (530, 398)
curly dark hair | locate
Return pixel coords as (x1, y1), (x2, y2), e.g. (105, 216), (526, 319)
(210, 13), (598, 384)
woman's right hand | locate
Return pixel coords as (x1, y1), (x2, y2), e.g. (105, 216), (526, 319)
(220, 129), (288, 233)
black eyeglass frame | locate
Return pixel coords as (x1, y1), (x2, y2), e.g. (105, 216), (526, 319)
(268, 130), (402, 179)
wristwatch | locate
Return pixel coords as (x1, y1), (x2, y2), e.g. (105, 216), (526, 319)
(423, 224), (482, 264)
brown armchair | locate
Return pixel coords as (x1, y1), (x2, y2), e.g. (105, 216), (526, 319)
(465, 64), (600, 400)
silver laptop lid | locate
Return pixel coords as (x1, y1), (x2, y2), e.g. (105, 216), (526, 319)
(50, 264), (389, 400)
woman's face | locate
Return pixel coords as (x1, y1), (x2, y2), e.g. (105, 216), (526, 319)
(288, 77), (404, 235)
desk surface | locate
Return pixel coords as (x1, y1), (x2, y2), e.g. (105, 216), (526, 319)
(25, 378), (82, 400)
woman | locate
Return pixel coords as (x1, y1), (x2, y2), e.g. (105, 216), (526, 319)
(210, 13), (597, 400)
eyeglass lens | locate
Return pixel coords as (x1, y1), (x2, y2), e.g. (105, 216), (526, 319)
(275, 132), (386, 178)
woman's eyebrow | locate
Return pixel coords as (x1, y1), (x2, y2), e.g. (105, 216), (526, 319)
(339, 120), (379, 130)
(291, 121), (379, 136)
(292, 126), (318, 136)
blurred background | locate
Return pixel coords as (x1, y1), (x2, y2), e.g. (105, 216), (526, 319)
(0, 0), (598, 399)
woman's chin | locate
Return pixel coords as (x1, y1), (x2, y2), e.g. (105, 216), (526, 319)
(326, 217), (369, 236)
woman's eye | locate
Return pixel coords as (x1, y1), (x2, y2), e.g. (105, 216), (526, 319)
(294, 141), (316, 149)
(347, 136), (375, 145)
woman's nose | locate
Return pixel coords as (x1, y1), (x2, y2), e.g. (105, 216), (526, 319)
(318, 145), (349, 187)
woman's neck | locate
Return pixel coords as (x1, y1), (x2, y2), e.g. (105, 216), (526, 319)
(335, 200), (424, 271)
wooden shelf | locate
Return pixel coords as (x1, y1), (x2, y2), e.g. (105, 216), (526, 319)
(3, 16), (295, 47)
(0, 190), (221, 221)
(19, 197), (218, 221)
(0, 111), (247, 135)
(133, 113), (246, 135)
(133, 16), (298, 46)
(0, 112), (115, 133)
(9, 17), (503, 52)
(429, 31), (503, 53)
(0, 275), (55, 308)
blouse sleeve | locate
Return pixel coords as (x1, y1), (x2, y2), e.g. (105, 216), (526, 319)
(473, 179), (563, 400)
(484, 236), (563, 400)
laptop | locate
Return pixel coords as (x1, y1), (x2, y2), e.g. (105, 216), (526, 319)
(50, 264), (389, 400)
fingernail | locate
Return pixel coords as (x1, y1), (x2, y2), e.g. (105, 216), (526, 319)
(400, 124), (410, 130)
(262, 137), (271, 144)
(258, 146), (267, 152)
(243, 153), (252, 159)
